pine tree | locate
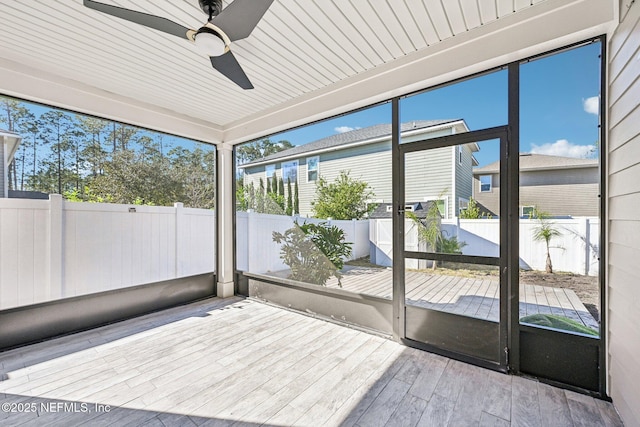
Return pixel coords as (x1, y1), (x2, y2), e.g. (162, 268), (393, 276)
(278, 177), (285, 210)
(286, 177), (293, 216)
(257, 178), (265, 213)
(248, 182), (255, 210)
(294, 181), (299, 215)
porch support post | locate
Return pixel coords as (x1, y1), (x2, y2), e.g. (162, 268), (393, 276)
(216, 143), (235, 298)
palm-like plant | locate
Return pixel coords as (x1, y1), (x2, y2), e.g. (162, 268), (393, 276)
(532, 210), (562, 273)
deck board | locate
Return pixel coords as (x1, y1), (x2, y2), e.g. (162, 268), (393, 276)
(324, 267), (600, 330)
(0, 297), (619, 426)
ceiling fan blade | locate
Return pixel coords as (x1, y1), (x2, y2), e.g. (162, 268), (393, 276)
(83, 0), (192, 40)
(210, 51), (253, 90)
(210, 0), (274, 42)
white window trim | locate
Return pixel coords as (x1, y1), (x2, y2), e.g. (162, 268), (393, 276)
(306, 155), (319, 183)
(521, 205), (535, 217)
(423, 196), (449, 219)
(282, 159), (299, 184)
(458, 197), (469, 216)
(479, 174), (492, 192)
(265, 164), (275, 180)
(457, 145), (463, 165)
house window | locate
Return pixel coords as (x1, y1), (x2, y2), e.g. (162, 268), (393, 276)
(282, 160), (298, 183)
(521, 206), (535, 218)
(480, 175), (492, 192)
(424, 197), (448, 218)
(265, 164), (276, 186)
(307, 156), (319, 182)
(457, 145), (463, 165)
(458, 198), (469, 216)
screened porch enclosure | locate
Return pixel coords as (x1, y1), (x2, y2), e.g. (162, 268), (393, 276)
(1, 0), (639, 426)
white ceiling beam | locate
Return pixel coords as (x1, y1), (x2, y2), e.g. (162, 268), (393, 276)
(0, 57), (223, 145)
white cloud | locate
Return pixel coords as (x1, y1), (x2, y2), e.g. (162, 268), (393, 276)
(583, 96), (599, 115)
(335, 126), (360, 133)
(530, 139), (595, 158)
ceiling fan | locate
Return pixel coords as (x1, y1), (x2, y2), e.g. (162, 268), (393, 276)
(83, 0), (274, 89)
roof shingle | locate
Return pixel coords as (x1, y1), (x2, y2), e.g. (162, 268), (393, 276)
(474, 153), (598, 173)
(239, 119), (461, 167)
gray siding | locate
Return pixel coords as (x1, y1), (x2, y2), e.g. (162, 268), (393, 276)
(520, 167), (598, 186)
(241, 126), (463, 218)
(455, 144), (476, 215)
(310, 140), (392, 216)
(405, 146), (453, 217)
(473, 170), (599, 217)
(473, 173), (501, 216)
(607, 3), (640, 426)
(519, 184), (599, 217)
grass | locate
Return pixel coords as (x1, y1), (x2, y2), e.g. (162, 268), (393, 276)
(520, 313), (599, 336)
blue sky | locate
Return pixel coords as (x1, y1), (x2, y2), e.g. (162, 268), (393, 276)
(265, 42), (601, 168)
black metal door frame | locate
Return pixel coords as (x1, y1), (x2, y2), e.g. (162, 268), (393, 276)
(391, 121), (510, 371)
(390, 48), (605, 394)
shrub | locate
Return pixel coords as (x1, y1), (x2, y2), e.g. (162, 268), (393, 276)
(311, 171), (375, 220)
(272, 222), (352, 286)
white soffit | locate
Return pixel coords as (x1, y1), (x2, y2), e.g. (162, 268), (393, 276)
(0, 0), (613, 144)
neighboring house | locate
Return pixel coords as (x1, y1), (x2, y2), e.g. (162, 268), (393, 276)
(473, 153), (599, 217)
(0, 128), (22, 198)
(238, 119), (479, 219)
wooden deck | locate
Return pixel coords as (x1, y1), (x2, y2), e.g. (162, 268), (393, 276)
(0, 297), (621, 426)
(324, 267), (599, 330)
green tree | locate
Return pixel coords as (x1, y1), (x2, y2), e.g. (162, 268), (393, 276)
(168, 146), (216, 209)
(311, 171), (375, 220)
(257, 178), (265, 212)
(236, 139), (294, 164)
(22, 113), (41, 185)
(66, 127), (86, 192)
(39, 110), (75, 194)
(0, 97), (30, 190)
(18, 113), (39, 190)
(77, 116), (108, 178)
(293, 181), (299, 215)
(236, 178), (248, 211)
(89, 149), (180, 205)
(532, 209), (562, 273)
(278, 177), (285, 210)
(107, 122), (139, 152)
(286, 177), (293, 216)
(459, 197), (483, 219)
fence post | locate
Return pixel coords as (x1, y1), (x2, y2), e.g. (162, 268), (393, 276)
(48, 194), (63, 299)
(174, 202), (184, 277)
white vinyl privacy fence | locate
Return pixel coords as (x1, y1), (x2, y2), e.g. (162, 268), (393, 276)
(370, 217), (599, 276)
(0, 195), (216, 310)
(236, 211), (370, 274)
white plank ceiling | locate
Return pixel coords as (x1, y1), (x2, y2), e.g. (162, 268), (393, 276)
(0, 0), (547, 136)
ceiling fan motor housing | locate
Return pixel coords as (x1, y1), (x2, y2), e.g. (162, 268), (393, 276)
(199, 0), (223, 19)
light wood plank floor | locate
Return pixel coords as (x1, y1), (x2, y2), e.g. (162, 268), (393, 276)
(323, 267), (599, 330)
(0, 297), (621, 426)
